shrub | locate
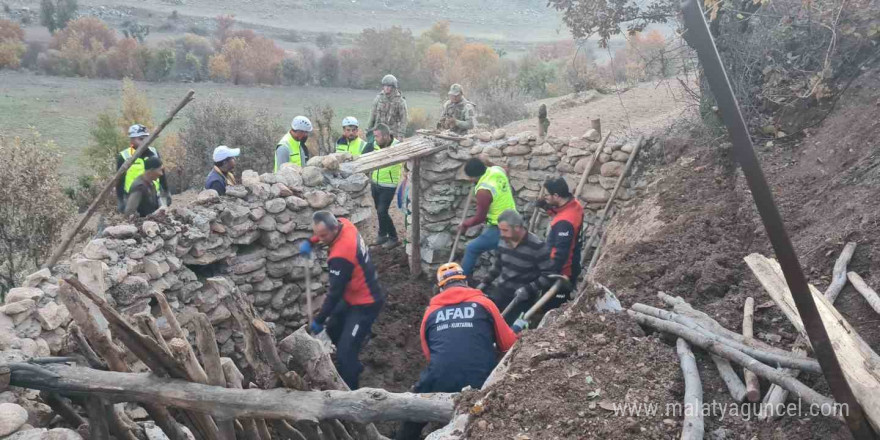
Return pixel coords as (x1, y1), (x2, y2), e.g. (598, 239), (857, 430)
(0, 19), (26, 69)
(0, 133), (75, 295)
(208, 53), (231, 81)
(162, 33), (213, 81)
(449, 43), (500, 90)
(281, 49), (315, 86)
(121, 20), (150, 43)
(279, 30), (301, 43)
(159, 132), (188, 192)
(304, 102), (336, 156)
(356, 26), (421, 89)
(49, 17), (117, 77)
(119, 78), (154, 129)
(317, 51), (339, 86)
(516, 54), (557, 98)
(177, 96), (283, 190)
(316, 32), (334, 50)
(471, 77), (530, 128)
(39, 0), (77, 34)
(406, 107), (432, 137)
(21, 41), (45, 69)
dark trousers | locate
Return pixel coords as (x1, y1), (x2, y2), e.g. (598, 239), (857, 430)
(396, 367), (491, 440)
(371, 183), (398, 239)
(325, 302), (383, 390)
(489, 286), (534, 326)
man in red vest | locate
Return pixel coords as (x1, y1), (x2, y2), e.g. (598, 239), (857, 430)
(396, 262), (518, 439)
(300, 211), (385, 389)
(539, 177), (584, 309)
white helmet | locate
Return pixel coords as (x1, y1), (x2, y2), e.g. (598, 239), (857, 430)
(291, 116), (313, 132)
(341, 116), (358, 128)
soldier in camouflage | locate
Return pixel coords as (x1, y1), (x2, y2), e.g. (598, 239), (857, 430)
(367, 74), (408, 139)
(437, 83), (476, 135)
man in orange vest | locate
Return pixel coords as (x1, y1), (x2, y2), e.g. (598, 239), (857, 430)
(396, 262), (518, 439)
(538, 177), (584, 308)
(300, 211), (385, 389)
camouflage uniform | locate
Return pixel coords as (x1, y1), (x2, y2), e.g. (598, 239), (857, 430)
(437, 98), (476, 134)
(368, 90), (408, 139)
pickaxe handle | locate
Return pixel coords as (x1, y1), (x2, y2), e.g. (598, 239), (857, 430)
(521, 278), (566, 322)
(304, 254), (314, 332)
(449, 188), (475, 263)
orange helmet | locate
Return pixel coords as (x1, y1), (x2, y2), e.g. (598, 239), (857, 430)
(436, 262), (466, 287)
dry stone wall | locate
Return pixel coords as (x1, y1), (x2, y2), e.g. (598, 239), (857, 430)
(0, 152), (372, 366)
(412, 129), (649, 275)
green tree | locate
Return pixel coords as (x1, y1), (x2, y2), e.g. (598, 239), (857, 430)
(546, 0), (676, 47)
(39, 0), (78, 34)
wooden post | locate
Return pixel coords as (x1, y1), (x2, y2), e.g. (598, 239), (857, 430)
(410, 157), (422, 277)
(448, 188), (474, 264)
(590, 118), (601, 139)
(574, 130), (613, 199)
(537, 104), (549, 138)
(742, 297), (761, 402)
(43, 90), (195, 270)
(527, 186), (546, 233)
(676, 338), (704, 440)
(580, 135), (643, 267)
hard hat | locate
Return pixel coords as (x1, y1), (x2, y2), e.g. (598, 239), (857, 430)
(342, 116), (359, 127)
(212, 145), (240, 162)
(128, 124), (150, 138)
(291, 116), (313, 132)
(448, 84), (463, 96)
(381, 74), (398, 88)
(436, 262), (466, 287)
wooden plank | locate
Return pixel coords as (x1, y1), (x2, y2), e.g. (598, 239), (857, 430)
(744, 253), (880, 431)
(350, 137), (444, 174)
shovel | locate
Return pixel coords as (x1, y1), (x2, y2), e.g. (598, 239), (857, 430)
(449, 188), (475, 263)
(503, 274), (572, 320)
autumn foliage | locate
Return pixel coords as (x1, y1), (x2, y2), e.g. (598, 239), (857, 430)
(0, 19), (26, 69)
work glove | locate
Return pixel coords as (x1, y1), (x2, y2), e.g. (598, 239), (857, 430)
(458, 222), (469, 233)
(514, 286), (530, 302)
(512, 313), (529, 334)
(309, 320), (324, 335)
(164, 194), (173, 207)
(299, 240), (312, 255)
(535, 199), (550, 211)
(476, 282), (488, 292)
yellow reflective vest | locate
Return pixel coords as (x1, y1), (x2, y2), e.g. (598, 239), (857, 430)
(120, 147), (160, 193)
(275, 132), (306, 171)
(475, 166), (517, 225)
(370, 139), (401, 187)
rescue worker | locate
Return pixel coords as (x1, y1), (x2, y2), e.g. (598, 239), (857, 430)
(205, 145), (239, 196)
(300, 211), (385, 390)
(361, 123), (401, 248)
(436, 83), (476, 135)
(459, 158), (518, 277)
(396, 262), (518, 440)
(336, 116), (365, 158)
(367, 74), (407, 139)
(116, 124), (171, 213)
(539, 177), (584, 308)
(274, 116), (312, 171)
(477, 210), (555, 325)
(124, 157), (164, 218)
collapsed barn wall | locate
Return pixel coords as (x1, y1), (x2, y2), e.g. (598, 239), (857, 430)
(411, 129), (649, 275)
(0, 153), (372, 368)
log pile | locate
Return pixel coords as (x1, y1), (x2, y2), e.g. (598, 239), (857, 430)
(0, 274), (453, 440)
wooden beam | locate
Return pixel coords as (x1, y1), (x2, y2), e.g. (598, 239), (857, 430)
(847, 272), (880, 316)
(350, 137), (445, 174)
(745, 253), (880, 431)
(742, 297), (761, 402)
(410, 157), (422, 277)
(8, 364), (455, 424)
(676, 338), (704, 440)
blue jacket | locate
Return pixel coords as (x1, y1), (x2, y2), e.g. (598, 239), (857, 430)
(205, 169), (227, 196)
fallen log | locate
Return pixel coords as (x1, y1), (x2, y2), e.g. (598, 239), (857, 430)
(710, 356), (747, 403)
(826, 242), (857, 303)
(7, 363), (455, 423)
(657, 292), (795, 357)
(745, 253), (880, 430)
(628, 310), (837, 412)
(742, 297), (761, 402)
(847, 272), (880, 316)
(758, 345), (807, 421)
(630, 303), (820, 372)
(676, 338), (704, 440)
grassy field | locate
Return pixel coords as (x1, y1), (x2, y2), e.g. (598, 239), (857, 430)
(0, 71), (442, 180)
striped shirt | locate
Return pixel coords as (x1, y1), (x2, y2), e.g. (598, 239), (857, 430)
(484, 232), (555, 297)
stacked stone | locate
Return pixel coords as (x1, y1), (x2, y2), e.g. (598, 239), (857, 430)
(412, 130), (646, 275)
(0, 152), (372, 364)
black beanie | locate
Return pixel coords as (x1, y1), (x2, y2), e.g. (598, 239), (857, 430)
(144, 156), (163, 171)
